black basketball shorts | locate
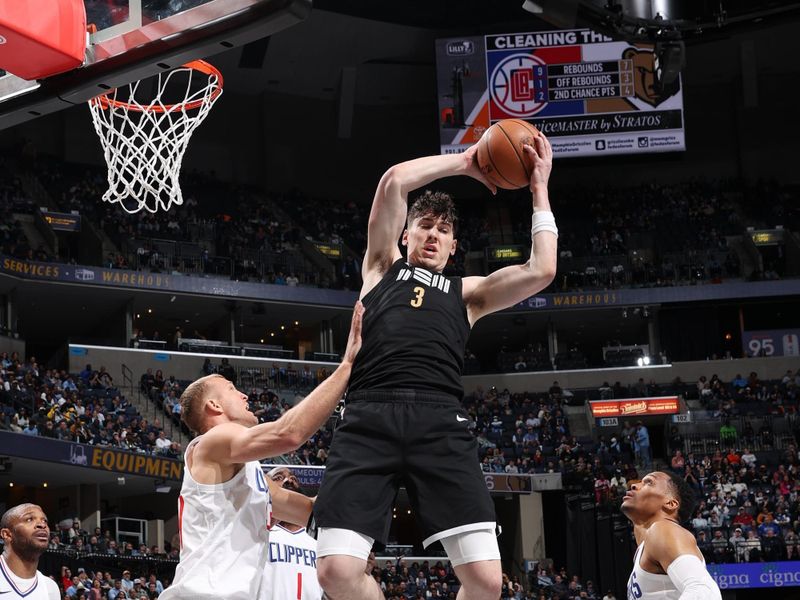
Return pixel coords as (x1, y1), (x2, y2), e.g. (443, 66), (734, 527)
(313, 389), (496, 546)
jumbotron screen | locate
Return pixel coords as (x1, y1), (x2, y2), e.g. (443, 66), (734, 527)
(435, 29), (686, 157)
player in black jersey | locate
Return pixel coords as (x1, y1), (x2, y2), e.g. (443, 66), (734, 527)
(315, 134), (558, 600)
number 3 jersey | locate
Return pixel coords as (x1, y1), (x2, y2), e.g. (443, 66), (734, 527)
(349, 259), (470, 398)
(260, 524), (322, 600)
(160, 439), (273, 600)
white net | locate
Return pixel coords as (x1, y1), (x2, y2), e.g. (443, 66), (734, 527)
(88, 61), (223, 214)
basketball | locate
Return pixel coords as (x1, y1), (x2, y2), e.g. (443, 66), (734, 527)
(476, 119), (540, 190)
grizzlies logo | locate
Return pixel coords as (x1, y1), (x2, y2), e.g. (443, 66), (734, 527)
(623, 46), (680, 108)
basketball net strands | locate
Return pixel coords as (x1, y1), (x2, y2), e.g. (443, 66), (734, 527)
(0, 0), (229, 215)
(88, 60), (223, 214)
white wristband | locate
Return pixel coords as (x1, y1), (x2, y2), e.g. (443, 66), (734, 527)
(532, 211), (558, 238)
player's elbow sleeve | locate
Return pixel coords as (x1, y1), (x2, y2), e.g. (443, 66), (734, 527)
(666, 554), (721, 600)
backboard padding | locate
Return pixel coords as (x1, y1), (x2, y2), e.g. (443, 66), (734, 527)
(0, 0), (311, 129)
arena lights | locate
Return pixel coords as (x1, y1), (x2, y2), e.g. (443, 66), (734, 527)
(636, 356), (652, 367)
(520, 1), (695, 96)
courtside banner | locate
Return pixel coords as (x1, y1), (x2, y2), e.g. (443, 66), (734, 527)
(0, 431), (183, 480)
(263, 464), (325, 489)
(589, 396), (679, 417)
(436, 29), (685, 157)
(0, 254), (358, 306)
(0, 254), (797, 312)
(708, 562), (800, 589)
(4, 254), (797, 309)
(265, 465), (544, 494)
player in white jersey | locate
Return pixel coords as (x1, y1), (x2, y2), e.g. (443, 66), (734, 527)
(621, 471), (721, 600)
(161, 303), (363, 600)
(0, 504), (61, 600)
(261, 466), (323, 600)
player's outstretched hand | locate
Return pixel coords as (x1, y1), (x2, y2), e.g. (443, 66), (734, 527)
(463, 143), (498, 195)
(522, 131), (553, 191)
(342, 301), (364, 365)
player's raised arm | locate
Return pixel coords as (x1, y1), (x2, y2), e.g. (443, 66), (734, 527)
(198, 302), (363, 466)
(363, 149), (496, 288)
(463, 133), (557, 325)
(234, 301), (362, 460)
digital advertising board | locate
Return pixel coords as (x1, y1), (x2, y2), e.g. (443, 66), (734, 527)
(436, 29), (685, 157)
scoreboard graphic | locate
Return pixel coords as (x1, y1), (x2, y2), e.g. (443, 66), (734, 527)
(436, 29), (685, 157)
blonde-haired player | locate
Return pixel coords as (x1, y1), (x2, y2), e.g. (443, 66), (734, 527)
(621, 470), (721, 600)
(160, 302), (363, 600)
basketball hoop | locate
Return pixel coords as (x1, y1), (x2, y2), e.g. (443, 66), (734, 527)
(88, 60), (223, 214)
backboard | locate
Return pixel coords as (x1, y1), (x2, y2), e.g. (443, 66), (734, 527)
(0, 0), (311, 129)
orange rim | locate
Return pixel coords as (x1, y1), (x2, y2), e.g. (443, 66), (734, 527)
(90, 60), (223, 112)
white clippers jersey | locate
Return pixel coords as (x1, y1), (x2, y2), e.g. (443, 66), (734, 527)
(627, 542), (692, 600)
(260, 524), (323, 600)
(160, 438), (273, 600)
(0, 557), (60, 600)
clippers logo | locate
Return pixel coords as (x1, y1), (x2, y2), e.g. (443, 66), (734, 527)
(446, 40), (475, 56)
(490, 53), (547, 117)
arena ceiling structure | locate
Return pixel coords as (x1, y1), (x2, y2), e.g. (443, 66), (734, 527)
(316, 0), (800, 34)
(209, 0), (800, 106)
